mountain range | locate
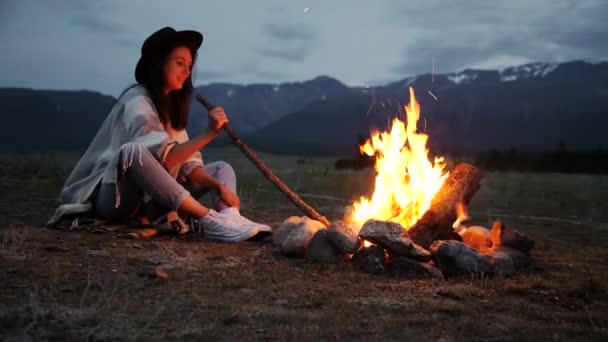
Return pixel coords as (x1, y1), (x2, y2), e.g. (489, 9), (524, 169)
(2, 60), (607, 155)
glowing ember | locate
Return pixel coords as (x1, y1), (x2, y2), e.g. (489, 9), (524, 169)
(452, 202), (470, 229)
(348, 87), (448, 231)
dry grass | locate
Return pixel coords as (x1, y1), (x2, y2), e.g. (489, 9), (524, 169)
(0, 148), (607, 340)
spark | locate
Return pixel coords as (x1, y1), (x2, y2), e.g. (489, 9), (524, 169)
(432, 56), (435, 83)
(399, 102), (406, 122)
(428, 90), (438, 101)
(365, 86), (376, 116)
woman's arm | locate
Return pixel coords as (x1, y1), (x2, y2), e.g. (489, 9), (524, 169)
(163, 107), (227, 171)
(186, 166), (240, 209)
(163, 128), (219, 171)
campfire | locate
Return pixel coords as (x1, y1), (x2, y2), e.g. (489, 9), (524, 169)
(350, 87), (448, 231)
(273, 87), (534, 278)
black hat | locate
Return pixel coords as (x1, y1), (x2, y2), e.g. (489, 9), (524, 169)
(135, 27), (203, 84)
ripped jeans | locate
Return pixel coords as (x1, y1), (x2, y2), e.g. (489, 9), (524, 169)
(93, 142), (237, 222)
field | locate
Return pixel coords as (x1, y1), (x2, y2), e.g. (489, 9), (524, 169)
(1, 148), (607, 341)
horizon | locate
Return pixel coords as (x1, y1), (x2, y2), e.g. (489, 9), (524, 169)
(2, 58), (606, 97)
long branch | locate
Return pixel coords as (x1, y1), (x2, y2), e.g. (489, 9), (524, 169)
(195, 94), (330, 227)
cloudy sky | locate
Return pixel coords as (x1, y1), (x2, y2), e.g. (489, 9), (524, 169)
(1, 0), (607, 96)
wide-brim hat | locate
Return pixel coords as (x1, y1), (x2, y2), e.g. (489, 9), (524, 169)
(135, 27), (203, 84)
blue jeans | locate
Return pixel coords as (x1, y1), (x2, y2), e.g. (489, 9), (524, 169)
(93, 142), (236, 222)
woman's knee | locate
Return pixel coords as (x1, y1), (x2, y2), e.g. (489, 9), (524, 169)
(210, 161), (237, 193)
(212, 161), (236, 179)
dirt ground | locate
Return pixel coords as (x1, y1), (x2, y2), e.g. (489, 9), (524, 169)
(1, 154), (608, 341)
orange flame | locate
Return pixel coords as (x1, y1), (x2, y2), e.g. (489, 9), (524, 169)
(349, 87), (448, 230)
(452, 202), (470, 230)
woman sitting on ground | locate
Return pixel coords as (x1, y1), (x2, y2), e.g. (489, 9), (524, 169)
(48, 27), (270, 242)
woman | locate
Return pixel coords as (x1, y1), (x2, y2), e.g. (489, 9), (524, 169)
(48, 27), (270, 242)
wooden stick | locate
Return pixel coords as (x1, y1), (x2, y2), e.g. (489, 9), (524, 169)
(195, 94), (331, 227)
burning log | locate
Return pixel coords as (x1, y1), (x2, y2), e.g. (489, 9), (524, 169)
(458, 225), (492, 250)
(408, 163), (484, 249)
(490, 220), (535, 254)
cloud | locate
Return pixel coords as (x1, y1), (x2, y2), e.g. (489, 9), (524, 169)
(261, 22), (316, 42)
(267, 4), (287, 15)
(70, 16), (125, 35)
(471, 55), (533, 71)
(255, 46), (311, 62)
(1, 0), (607, 94)
(0, 0), (18, 21)
(385, 0), (608, 76)
(537, 1), (608, 57)
(390, 34), (542, 76)
(250, 68), (289, 81)
(39, 0), (136, 47)
(195, 67), (232, 84)
(255, 22), (317, 62)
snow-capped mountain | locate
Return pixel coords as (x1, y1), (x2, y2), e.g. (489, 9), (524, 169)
(499, 62), (559, 82)
(1, 60), (606, 153)
(255, 60), (608, 154)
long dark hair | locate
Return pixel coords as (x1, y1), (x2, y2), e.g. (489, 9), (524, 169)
(123, 42), (198, 130)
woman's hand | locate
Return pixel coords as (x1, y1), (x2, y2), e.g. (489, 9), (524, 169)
(218, 184), (240, 209)
(208, 107), (228, 133)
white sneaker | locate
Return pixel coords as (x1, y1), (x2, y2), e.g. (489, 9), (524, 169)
(220, 207), (273, 233)
(191, 209), (260, 243)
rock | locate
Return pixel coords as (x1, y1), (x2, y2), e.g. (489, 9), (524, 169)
(273, 216), (303, 246)
(326, 220), (361, 254)
(305, 230), (342, 263)
(493, 246), (529, 269)
(359, 219), (431, 262)
(458, 225), (492, 250)
(389, 257), (444, 279)
(486, 248), (515, 276)
(490, 220), (534, 254)
(352, 246), (387, 274)
(273, 216), (326, 257)
(430, 240), (491, 275)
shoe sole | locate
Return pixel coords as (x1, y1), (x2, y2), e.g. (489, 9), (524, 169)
(204, 226), (260, 243)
